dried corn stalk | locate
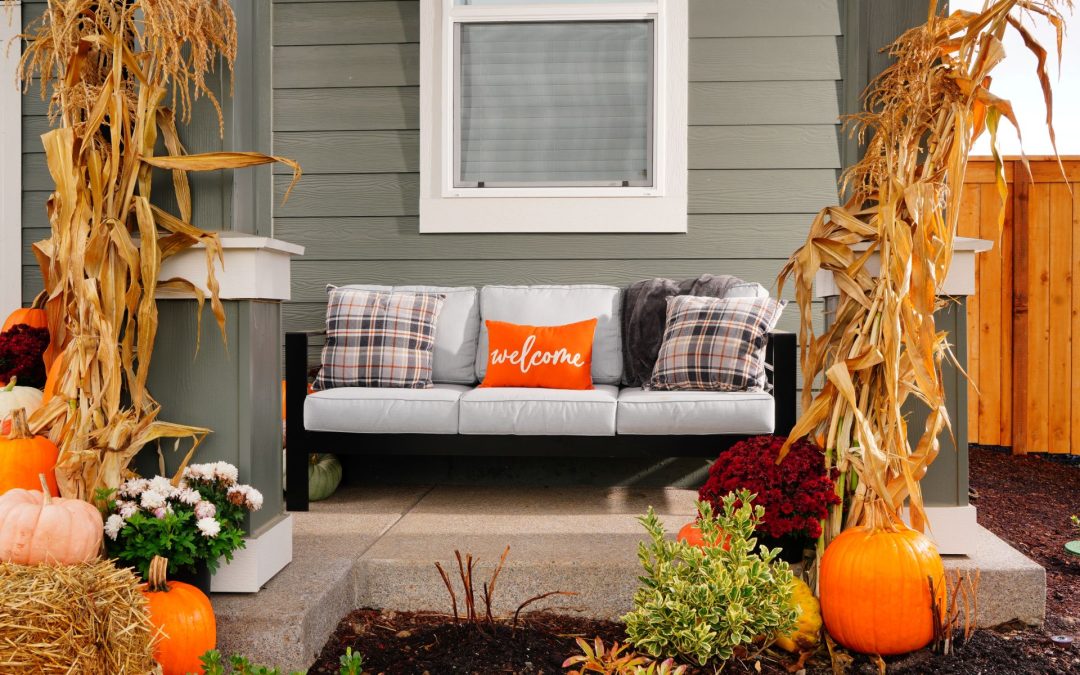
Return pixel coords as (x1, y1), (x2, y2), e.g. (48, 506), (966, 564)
(9, 0), (301, 501)
(779, 0), (1070, 540)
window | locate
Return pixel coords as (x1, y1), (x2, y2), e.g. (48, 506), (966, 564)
(420, 0), (688, 233)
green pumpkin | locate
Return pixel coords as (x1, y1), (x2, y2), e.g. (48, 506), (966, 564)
(308, 453), (342, 501)
(282, 451), (343, 502)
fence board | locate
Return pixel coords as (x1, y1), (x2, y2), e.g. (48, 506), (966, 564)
(964, 159), (1078, 454)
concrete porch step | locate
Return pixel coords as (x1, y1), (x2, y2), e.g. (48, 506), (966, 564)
(211, 485), (1046, 672)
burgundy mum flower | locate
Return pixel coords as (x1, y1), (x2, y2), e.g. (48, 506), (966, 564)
(0, 324), (50, 388)
(699, 435), (840, 540)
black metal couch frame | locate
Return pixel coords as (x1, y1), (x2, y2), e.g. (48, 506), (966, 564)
(285, 330), (797, 511)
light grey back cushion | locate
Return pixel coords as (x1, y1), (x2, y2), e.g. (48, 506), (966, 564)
(476, 284), (623, 385)
(724, 281), (770, 298)
(333, 285), (481, 384)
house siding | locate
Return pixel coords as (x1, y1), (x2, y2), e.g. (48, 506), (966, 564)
(270, 0), (844, 399)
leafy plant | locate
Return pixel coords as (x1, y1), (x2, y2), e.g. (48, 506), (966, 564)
(104, 463), (263, 578)
(9, 0), (300, 503)
(623, 490), (797, 666)
(196, 650), (306, 675)
(562, 637), (687, 675)
(698, 435), (839, 541)
(339, 647), (365, 675)
(777, 0), (1072, 540)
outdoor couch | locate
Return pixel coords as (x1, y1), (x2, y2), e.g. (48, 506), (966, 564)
(285, 284), (796, 511)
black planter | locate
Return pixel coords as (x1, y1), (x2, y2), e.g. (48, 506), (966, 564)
(756, 534), (808, 564)
(170, 560), (213, 594)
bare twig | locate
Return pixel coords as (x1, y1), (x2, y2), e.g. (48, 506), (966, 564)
(484, 545), (510, 623)
(512, 591), (578, 632)
(434, 562), (459, 623)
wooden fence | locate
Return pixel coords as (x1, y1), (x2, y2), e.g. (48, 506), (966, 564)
(960, 158), (1080, 455)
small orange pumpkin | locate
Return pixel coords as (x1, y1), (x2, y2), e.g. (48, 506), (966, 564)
(0, 473), (103, 564)
(1, 291), (48, 334)
(281, 379), (315, 420)
(677, 520), (731, 550)
(0, 409), (59, 495)
(142, 556), (216, 675)
(819, 524), (945, 655)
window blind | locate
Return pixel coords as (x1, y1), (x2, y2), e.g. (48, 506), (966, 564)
(455, 21), (654, 187)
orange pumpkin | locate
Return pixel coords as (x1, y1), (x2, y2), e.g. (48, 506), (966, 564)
(142, 556), (216, 675)
(677, 520), (731, 550)
(819, 525), (945, 655)
(0, 473), (103, 564)
(1, 291), (48, 334)
(281, 379), (315, 420)
(0, 409), (59, 495)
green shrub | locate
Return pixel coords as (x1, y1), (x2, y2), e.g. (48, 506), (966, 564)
(623, 490), (797, 666)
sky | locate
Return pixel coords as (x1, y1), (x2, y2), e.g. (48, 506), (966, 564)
(950, 0), (1080, 156)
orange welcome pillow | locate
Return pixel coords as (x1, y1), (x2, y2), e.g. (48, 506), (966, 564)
(480, 318), (597, 390)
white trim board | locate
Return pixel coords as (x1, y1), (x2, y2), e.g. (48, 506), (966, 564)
(211, 513), (293, 593)
(419, 0), (688, 233)
(0, 2), (22, 311)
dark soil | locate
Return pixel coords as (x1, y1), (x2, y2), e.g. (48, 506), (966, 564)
(311, 447), (1080, 674)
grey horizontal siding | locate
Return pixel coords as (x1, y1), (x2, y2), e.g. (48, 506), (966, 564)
(266, 0), (847, 408)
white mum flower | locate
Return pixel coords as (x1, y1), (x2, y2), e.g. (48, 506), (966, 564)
(177, 488), (202, 505)
(184, 464), (210, 481)
(214, 462), (239, 483)
(149, 476), (175, 496)
(117, 500), (138, 519)
(104, 514), (125, 540)
(140, 490), (166, 510)
(194, 501), (216, 519)
(119, 478), (148, 498)
(245, 487), (263, 511)
(196, 517), (221, 538)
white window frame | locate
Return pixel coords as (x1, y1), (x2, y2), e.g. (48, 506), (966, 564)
(420, 0), (688, 233)
(1, 2), (22, 310)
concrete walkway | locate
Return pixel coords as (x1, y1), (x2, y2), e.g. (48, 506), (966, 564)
(211, 485), (1045, 672)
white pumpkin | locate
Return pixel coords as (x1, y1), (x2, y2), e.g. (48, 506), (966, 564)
(0, 378), (43, 428)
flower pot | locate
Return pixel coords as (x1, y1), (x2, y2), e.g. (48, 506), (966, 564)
(756, 534), (808, 564)
(169, 560), (212, 595)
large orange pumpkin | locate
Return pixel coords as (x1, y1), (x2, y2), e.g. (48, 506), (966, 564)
(0, 409), (59, 495)
(0, 474), (103, 564)
(1, 292), (48, 334)
(142, 556), (216, 675)
(819, 525), (945, 655)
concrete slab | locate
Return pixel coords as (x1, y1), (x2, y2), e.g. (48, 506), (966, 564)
(213, 485), (1048, 671)
(212, 485), (430, 670)
(943, 524), (1046, 628)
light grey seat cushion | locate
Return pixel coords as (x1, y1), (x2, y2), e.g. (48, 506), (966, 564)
(616, 387), (774, 435)
(334, 284), (480, 384)
(476, 285), (623, 385)
(304, 384), (469, 434)
(459, 385), (619, 435)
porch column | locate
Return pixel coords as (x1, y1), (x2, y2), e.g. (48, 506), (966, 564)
(815, 237), (992, 554)
(141, 234), (304, 592)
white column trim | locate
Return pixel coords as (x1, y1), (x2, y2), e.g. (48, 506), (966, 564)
(1, 2), (22, 311)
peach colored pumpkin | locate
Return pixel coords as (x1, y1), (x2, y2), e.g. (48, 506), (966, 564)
(0, 474), (103, 564)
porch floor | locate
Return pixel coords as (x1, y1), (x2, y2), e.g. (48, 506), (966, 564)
(210, 485), (1045, 672)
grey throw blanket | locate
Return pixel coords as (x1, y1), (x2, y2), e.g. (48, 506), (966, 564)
(621, 274), (745, 387)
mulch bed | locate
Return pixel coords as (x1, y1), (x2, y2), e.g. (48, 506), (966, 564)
(311, 447), (1080, 674)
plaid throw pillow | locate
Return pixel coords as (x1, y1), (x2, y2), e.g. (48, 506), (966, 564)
(313, 288), (446, 390)
(645, 295), (785, 392)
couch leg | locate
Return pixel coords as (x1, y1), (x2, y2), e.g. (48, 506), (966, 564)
(285, 436), (310, 512)
(285, 332), (311, 512)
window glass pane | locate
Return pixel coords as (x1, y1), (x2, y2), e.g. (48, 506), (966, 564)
(457, 0), (633, 5)
(456, 21), (653, 187)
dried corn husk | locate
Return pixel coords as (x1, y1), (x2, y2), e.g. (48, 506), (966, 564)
(779, 0), (1070, 540)
(7, 0), (301, 501)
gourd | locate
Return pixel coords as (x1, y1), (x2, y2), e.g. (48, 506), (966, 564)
(1, 291), (48, 334)
(0, 474), (103, 564)
(676, 520), (730, 550)
(774, 578), (821, 653)
(819, 525), (945, 655)
(142, 556), (216, 675)
(0, 409), (59, 495)
(308, 453), (342, 502)
(282, 451), (343, 502)
(0, 378), (44, 424)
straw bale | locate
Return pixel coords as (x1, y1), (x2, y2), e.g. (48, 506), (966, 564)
(0, 559), (160, 674)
